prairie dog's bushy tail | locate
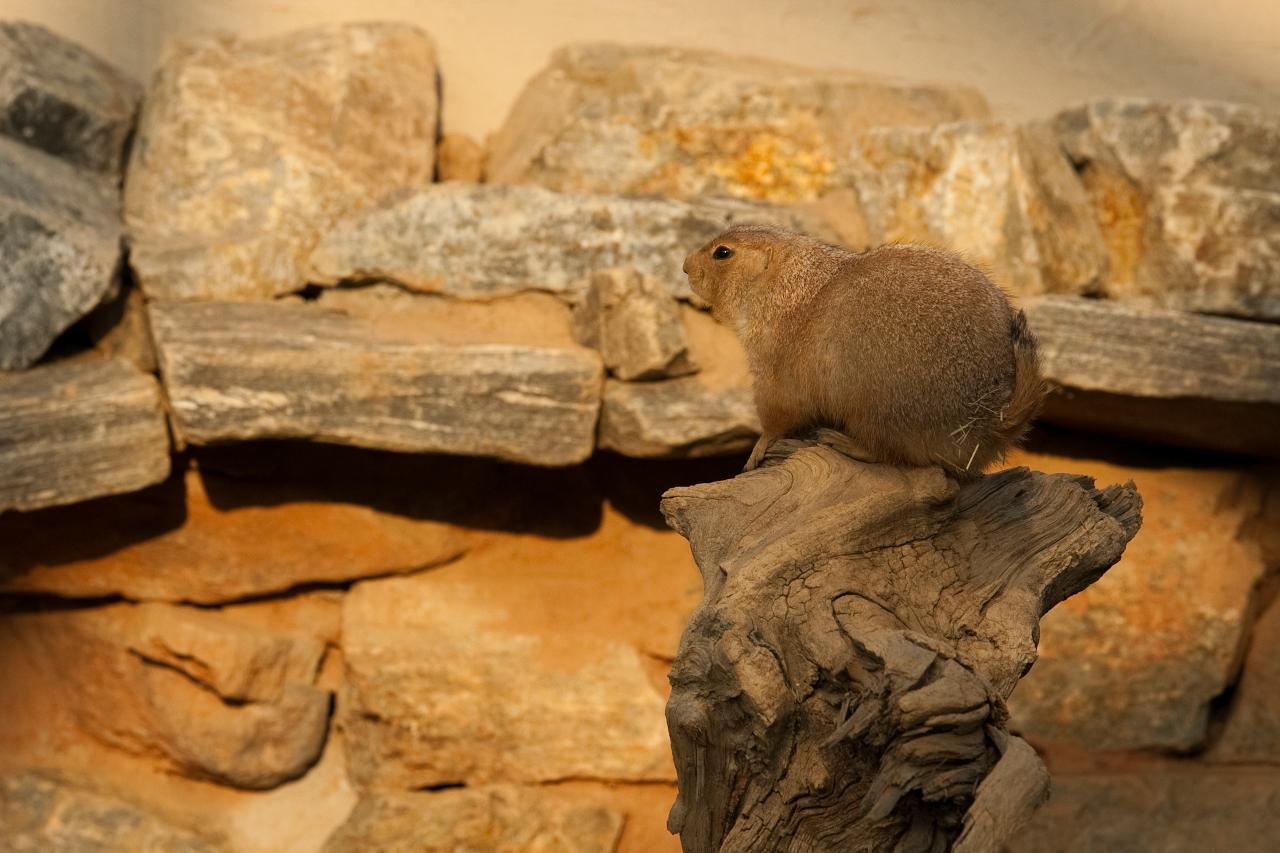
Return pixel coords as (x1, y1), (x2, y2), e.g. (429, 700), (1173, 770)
(995, 309), (1047, 450)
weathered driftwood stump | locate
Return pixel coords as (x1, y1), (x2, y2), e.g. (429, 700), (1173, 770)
(662, 431), (1142, 853)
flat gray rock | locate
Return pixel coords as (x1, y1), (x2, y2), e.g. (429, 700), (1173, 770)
(0, 357), (170, 513)
(150, 300), (603, 466)
(309, 183), (819, 303)
(1025, 296), (1280, 457)
(600, 377), (759, 458)
(0, 21), (141, 177)
(1055, 98), (1280, 320)
(0, 136), (123, 369)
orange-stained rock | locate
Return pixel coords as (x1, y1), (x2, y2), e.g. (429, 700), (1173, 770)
(436, 132), (484, 182)
(1005, 446), (1271, 751)
(0, 465), (465, 603)
(1210, 598), (1280, 763)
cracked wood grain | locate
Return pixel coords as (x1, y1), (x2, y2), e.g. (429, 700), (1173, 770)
(661, 429), (1141, 852)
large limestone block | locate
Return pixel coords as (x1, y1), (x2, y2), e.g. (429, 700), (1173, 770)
(0, 466), (465, 603)
(0, 21), (141, 177)
(1055, 98), (1280, 319)
(838, 122), (1106, 296)
(16, 602), (332, 790)
(150, 300), (602, 466)
(308, 182), (819, 303)
(1025, 296), (1280, 457)
(0, 358), (169, 513)
(340, 572), (673, 788)
(599, 306), (760, 458)
(323, 787), (624, 853)
(486, 43), (989, 201)
(0, 771), (223, 852)
(1009, 770), (1280, 853)
(1007, 451), (1270, 751)
(124, 23), (438, 301)
(0, 137), (123, 369)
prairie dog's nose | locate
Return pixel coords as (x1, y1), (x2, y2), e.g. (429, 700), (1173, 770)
(682, 253), (693, 275)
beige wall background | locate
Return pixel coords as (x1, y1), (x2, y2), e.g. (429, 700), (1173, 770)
(4, 0), (1278, 139)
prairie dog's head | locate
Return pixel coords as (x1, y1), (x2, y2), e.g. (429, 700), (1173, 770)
(682, 225), (788, 324)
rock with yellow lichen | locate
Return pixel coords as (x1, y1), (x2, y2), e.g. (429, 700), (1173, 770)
(484, 43), (988, 202)
(1054, 98), (1280, 320)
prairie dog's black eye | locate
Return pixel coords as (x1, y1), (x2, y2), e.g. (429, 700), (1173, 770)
(712, 246), (734, 260)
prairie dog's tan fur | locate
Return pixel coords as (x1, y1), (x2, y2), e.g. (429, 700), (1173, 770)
(682, 225), (1045, 476)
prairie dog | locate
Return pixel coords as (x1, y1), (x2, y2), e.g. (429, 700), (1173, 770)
(682, 225), (1045, 476)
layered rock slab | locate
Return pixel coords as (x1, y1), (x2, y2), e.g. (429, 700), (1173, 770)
(323, 786), (624, 853)
(1006, 450), (1270, 751)
(124, 23), (438, 301)
(1024, 296), (1280, 457)
(1055, 98), (1280, 320)
(0, 21), (142, 178)
(0, 466), (465, 603)
(340, 571), (673, 788)
(308, 182), (819, 303)
(0, 136), (124, 369)
(150, 299), (602, 466)
(0, 771), (222, 852)
(839, 122), (1107, 296)
(0, 357), (169, 513)
(486, 43), (989, 201)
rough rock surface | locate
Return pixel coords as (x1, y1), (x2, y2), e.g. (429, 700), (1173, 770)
(1007, 451), (1269, 751)
(839, 122), (1106, 296)
(0, 466), (465, 603)
(0, 21), (142, 177)
(340, 571), (673, 789)
(124, 23), (438, 301)
(150, 300), (603, 466)
(308, 182), (819, 303)
(1209, 601), (1280, 763)
(0, 770), (222, 852)
(323, 786), (624, 853)
(1024, 296), (1280, 457)
(486, 43), (988, 201)
(572, 268), (695, 380)
(17, 602), (331, 790)
(1055, 98), (1280, 320)
(1008, 769), (1280, 853)
(436, 132), (483, 182)
(0, 358), (169, 513)
(0, 136), (123, 369)
(599, 306), (759, 457)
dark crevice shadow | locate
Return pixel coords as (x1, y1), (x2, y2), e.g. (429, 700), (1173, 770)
(1021, 422), (1257, 472)
(193, 440), (605, 539)
(589, 450), (749, 530)
(0, 470), (190, 578)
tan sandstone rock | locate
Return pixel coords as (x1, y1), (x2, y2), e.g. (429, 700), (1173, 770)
(340, 569), (674, 789)
(1055, 98), (1280, 319)
(838, 121), (1106, 296)
(323, 786), (624, 853)
(486, 43), (988, 201)
(436, 132), (484, 182)
(124, 23), (438, 301)
(1209, 600), (1280, 763)
(1006, 450), (1271, 751)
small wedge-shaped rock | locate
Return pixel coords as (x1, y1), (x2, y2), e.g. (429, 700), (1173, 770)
(1025, 296), (1280, 457)
(308, 183), (819, 303)
(151, 301), (602, 466)
(600, 378), (759, 458)
(125, 23), (438, 300)
(0, 22), (142, 177)
(323, 787), (624, 853)
(839, 122), (1106, 296)
(1055, 98), (1280, 319)
(486, 43), (988, 201)
(0, 358), (169, 512)
(572, 268), (695, 380)
(0, 137), (123, 369)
